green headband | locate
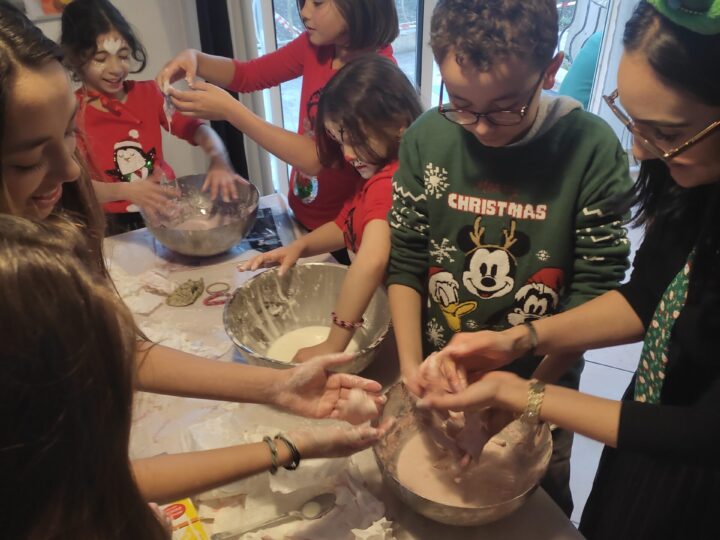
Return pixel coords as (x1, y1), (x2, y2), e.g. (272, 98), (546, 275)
(647, 0), (720, 34)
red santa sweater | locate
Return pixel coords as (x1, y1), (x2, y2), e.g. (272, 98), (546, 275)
(334, 161), (397, 253)
(76, 80), (203, 214)
(228, 33), (394, 230)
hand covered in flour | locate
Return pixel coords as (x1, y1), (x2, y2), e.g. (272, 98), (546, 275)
(289, 417), (394, 459)
(273, 353), (385, 423)
(157, 48), (199, 88)
(202, 161), (249, 202)
(237, 241), (304, 276)
(418, 370), (522, 413)
(125, 170), (180, 224)
(168, 80), (240, 122)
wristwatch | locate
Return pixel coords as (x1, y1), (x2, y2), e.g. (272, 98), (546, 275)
(520, 378), (546, 424)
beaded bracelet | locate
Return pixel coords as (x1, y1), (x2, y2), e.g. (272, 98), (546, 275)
(331, 311), (364, 330)
(262, 436), (279, 475)
(274, 433), (302, 470)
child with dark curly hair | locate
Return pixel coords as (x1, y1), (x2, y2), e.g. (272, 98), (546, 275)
(388, 0), (634, 516)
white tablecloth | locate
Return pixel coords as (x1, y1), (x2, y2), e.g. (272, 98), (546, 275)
(109, 194), (583, 540)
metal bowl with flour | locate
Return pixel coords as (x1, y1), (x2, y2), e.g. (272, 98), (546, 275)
(142, 174), (259, 257)
(374, 383), (553, 526)
(224, 262), (391, 373)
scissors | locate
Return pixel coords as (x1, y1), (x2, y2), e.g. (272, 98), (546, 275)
(203, 282), (232, 306)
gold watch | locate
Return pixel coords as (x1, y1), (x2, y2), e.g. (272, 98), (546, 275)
(520, 378), (546, 424)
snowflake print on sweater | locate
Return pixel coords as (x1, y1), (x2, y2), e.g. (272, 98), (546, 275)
(426, 318), (447, 348)
(430, 238), (458, 264)
(424, 163), (449, 199)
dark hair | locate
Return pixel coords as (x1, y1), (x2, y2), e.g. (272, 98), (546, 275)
(316, 55), (423, 169)
(431, 0), (558, 71)
(61, 0), (147, 77)
(623, 2), (720, 315)
(0, 216), (168, 540)
(296, 0), (399, 50)
(0, 2), (106, 272)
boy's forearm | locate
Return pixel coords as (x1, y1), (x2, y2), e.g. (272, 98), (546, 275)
(196, 52), (238, 88)
(388, 284), (425, 375)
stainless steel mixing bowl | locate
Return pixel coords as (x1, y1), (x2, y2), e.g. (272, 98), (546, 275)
(224, 262), (391, 373)
(374, 383), (553, 526)
(142, 174), (259, 257)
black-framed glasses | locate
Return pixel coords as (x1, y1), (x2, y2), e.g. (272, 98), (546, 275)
(438, 72), (545, 127)
(603, 89), (720, 162)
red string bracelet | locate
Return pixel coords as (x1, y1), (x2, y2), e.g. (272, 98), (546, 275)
(331, 311), (364, 330)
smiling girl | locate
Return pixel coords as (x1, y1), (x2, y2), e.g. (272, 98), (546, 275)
(158, 0), (399, 236)
(61, 0), (246, 234)
(241, 55), (423, 361)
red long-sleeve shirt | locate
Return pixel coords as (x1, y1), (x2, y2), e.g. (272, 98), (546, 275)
(76, 80), (202, 214)
(334, 161), (397, 253)
(228, 32), (394, 230)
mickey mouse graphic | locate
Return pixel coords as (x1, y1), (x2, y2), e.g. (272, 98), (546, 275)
(428, 267), (477, 332)
(458, 216), (529, 300)
(506, 268), (565, 326)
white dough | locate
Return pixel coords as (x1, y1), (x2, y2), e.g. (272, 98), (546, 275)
(265, 326), (360, 363)
(396, 421), (548, 508)
(341, 388), (378, 424)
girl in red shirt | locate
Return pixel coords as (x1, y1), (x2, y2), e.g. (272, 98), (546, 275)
(241, 55), (423, 362)
(60, 0), (246, 234)
(157, 0), (399, 232)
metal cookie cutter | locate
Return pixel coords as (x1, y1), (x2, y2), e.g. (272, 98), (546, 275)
(203, 281), (232, 306)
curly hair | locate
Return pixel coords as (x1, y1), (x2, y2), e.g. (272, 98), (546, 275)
(431, 0), (558, 71)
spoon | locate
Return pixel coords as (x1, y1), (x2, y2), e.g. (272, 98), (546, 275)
(210, 492), (336, 540)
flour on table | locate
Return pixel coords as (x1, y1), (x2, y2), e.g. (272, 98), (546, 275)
(265, 326), (360, 363)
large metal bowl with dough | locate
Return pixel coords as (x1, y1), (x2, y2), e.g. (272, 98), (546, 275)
(374, 383), (553, 526)
(142, 174), (259, 257)
(224, 262), (391, 374)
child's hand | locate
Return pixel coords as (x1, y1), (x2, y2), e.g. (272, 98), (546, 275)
(288, 418), (394, 459)
(125, 178), (180, 224)
(168, 80), (238, 121)
(293, 341), (338, 363)
(417, 371), (521, 412)
(237, 243), (303, 276)
(157, 48), (199, 88)
(203, 162), (250, 202)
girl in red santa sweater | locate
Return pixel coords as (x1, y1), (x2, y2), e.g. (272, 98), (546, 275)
(61, 0), (247, 235)
(240, 55), (423, 362)
(157, 0), (399, 242)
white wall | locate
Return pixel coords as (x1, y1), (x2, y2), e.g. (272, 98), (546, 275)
(35, 0), (207, 178)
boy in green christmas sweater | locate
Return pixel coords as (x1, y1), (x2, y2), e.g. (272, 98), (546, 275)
(388, 0), (633, 516)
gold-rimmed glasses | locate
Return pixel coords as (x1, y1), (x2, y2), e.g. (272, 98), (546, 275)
(603, 89), (720, 161)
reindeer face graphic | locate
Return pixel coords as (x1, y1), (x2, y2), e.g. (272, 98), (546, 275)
(459, 217), (529, 301)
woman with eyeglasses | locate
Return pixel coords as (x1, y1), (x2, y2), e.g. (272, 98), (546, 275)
(418, 1), (720, 538)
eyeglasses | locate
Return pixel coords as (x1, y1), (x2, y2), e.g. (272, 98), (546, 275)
(438, 72), (545, 127)
(603, 89), (720, 161)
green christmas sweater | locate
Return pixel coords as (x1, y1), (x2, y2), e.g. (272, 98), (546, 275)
(388, 101), (633, 387)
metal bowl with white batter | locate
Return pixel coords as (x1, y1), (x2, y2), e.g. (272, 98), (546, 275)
(224, 262), (391, 373)
(142, 174), (259, 257)
(374, 383), (553, 526)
